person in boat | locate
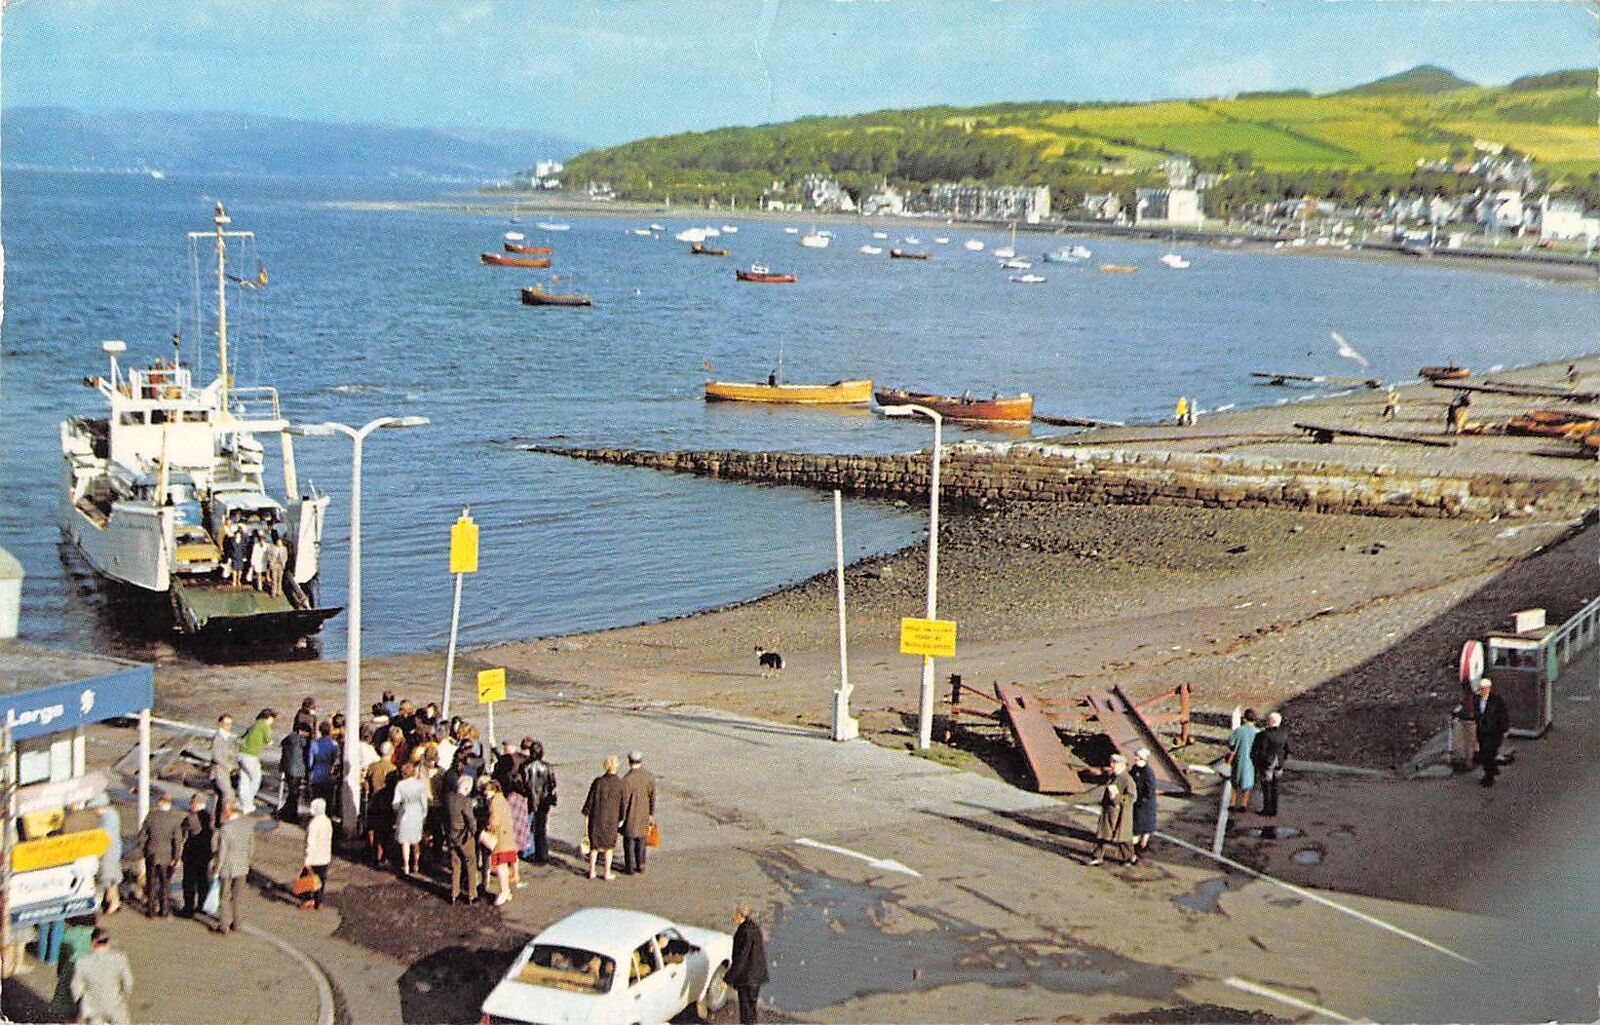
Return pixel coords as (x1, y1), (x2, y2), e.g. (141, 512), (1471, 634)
(249, 528), (270, 590)
(223, 524), (247, 587)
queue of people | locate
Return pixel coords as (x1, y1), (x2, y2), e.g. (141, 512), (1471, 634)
(219, 520), (289, 596)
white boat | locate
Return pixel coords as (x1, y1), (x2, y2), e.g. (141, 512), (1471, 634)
(1009, 273), (1047, 284)
(649, 223), (665, 232)
(59, 203), (340, 646)
(536, 221), (571, 231)
(1000, 258), (1033, 270)
(1044, 245), (1092, 263)
(702, 226), (721, 238)
(871, 231), (888, 240)
(859, 245), (883, 255)
(800, 229), (830, 248)
(963, 239), (985, 251)
(1159, 253), (1191, 269)
(783, 226), (800, 234)
(992, 222), (1019, 260)
(504, 231), (526, 241)
(934, 236), (949, 244)
(902, 235), (921, 245)
(149, 170), (166, 180)
(675, 227), (708, 243)
(629, 228), (653, 237)
(721, 225), (739, 233)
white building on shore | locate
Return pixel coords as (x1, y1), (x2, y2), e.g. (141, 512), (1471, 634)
(1134, 187), (1204, 228)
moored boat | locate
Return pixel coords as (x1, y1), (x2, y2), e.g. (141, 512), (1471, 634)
(890, 248), (931, 260)
(1099, 263), (1138, 273)
(690, 242), (730, 256)
(536, 221), (571, 231)
(1009, 273), (1047, 284)
(999, 258), (1032, 270)
(1419, 364), (1470, 381)
(735, 264), (796, 283)
(482, 252), (552, 268)
(1158, 253), (1191, 269)
(1044, 245), (1091, 262)
(58, 203), (341, 647)
(859, 245), (883, 255)
(873, 387), (1034, 424)
(705, 378), (872, 405)
(521, 284), (593, 307)
(963, 239), (985, 251)
(800, 230), (830, 248)
(505, 242), (553, 254)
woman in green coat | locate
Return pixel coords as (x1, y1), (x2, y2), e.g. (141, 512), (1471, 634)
(1089, 753), (1138, 866)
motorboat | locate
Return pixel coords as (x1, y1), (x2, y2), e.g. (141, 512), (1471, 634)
(1159, 253), (1191, 269)
(735, 264), (797, 283)
(963, 239), (985, 251)
(874, 387), (1034, 424)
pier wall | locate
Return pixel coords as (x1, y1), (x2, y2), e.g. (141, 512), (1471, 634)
(529, 442), (1599, 521)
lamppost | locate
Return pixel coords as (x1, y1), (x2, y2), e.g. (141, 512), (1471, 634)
(289, 415), (428, 839)
(881, 403), (942, 750)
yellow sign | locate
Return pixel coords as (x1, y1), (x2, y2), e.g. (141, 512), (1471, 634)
(900, 617), (957, 658)
(12, 829), (111, 873)
(477, 667), (506, 705)
(449, 513), (479, 575)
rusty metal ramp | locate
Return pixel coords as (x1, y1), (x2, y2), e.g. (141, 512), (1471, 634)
(994, 681), (1087, 794)
(1085, 686), (1192, 795)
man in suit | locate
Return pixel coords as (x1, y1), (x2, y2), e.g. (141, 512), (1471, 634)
(442, 774), (479, 904)
(133, 792), (185, 917)
(179, 794), (215, 917)
(212, 802), (254, 934)
(726, 903), (769, 1024)
(619, 751), (656, 875)
(1473, 678), (1510, 786)
(1252, 712), (1290, 816)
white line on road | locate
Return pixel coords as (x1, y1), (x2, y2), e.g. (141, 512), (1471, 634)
(242, 924), (336, 1025)
(794, 837), (922, 877)
(1224, 976), (1363, 1023)
(1070, 804), (1478, 966)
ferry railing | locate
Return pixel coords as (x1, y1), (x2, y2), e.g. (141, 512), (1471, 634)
(1550, 592), (1600, 673)
(228, 386), (282, 423)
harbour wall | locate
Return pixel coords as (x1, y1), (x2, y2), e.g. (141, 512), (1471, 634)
(528, 441), (1600, 521)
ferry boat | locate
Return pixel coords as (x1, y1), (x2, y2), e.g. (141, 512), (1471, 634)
(873, 387), (1034, 424)
(59, 203), (340, 646)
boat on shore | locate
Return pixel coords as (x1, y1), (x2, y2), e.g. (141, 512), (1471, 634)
(890, 248), (931, 260)
(482, 252), (552, 268)
(1419, 364), (1470, 381)
(59, 203), (340, 647)
(521, 284), (593, 307)
(706, 378), (872, 405)
(505, 242), (553, 255)
(735, 264), (796, 283)
(690, 242), (730, 256)
(873, 387), (1034, 424)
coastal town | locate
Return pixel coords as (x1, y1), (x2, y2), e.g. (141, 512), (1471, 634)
(3, 5), (1600, 1025)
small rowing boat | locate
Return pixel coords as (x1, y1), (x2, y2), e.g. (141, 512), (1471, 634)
(890, 248), (931, 260)
(706, 378), (872, 405)
(505, 242), (553, 255)
(1099, 263), (1138, 273)
(520, 285), (593, 307)
(874, 387), (1034, 424)
(1418, 364), (1470, 382)
(482, 252), (551, 268)
(690, 242), (730, 256)
(735, 264), (796, 284)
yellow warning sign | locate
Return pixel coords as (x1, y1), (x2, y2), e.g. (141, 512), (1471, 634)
(12, 829), (111, 873)
(449, 513), (479, 575)
(477, 667), (506, 705)
(899, 617), (956, 658)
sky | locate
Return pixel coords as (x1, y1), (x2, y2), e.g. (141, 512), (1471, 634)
(2, 0), (1594, 149)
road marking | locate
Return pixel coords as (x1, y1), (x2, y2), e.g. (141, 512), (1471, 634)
(794, 837), (922, 878)
(241, 924), (335, 1025)
(1069, 805), (1478, 966)
(1225, 976), (1363, 1023)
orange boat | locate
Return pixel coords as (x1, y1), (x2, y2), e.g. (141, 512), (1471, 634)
(735, 264), (796, 284)
(1505, 409), (1600, 440)
(691, 242), (730, 256)
(889, 249), (931, 260)
(1418, 364), (1469, 381)
(481, 252), (551, 268)
(874, 387), (1034, 424)
(1099, 263), (1138, 273)
(504, 242), (553, 255)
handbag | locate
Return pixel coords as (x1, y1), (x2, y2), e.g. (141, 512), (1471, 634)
(645, 822), (660, 849)
(202, 878), (220, 917)
(291, 866), (322, 897)
(478, 828), (498, 852)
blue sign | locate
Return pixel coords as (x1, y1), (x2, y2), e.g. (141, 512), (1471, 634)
(0, 664), (153, 743)
(11, 894), (97, 926)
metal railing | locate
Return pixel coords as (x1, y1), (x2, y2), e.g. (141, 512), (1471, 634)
(1550, 592), (1600, 673)
(228, 385), (281, 422)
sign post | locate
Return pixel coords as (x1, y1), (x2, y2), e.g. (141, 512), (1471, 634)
(899, 618), (956, 659)
(477, 667), (506, 750)
(441, 508), (479, 720)
(831, 491), (858, 742)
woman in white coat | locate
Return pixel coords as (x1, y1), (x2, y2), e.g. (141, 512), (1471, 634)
(301, 798), (333, 910)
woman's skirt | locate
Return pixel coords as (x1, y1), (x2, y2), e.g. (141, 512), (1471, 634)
(509, 793), (532, 853)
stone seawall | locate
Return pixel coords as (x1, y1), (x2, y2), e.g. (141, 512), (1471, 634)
(527, 441), (1600, 521)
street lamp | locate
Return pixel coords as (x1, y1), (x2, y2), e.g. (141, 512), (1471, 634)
(289, 415), (428, 839)
(880, 403), (942, 750)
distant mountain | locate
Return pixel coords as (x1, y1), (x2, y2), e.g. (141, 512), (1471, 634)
(1, 108), (583, 180)
(1334, 64), (1476, 97)
(1507, 68), (1590, 92)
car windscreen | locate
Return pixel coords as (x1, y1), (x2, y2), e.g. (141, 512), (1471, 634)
(516, 945), (616, 994)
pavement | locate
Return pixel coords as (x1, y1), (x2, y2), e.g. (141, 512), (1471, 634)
(11, 645), (1596, 1024)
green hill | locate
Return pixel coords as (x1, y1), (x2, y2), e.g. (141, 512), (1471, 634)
(563, 67), (1598, 210)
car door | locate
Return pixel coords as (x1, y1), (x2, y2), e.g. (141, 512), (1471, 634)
(652, 930), (699, 1014)
(625, 938), (679, 1024)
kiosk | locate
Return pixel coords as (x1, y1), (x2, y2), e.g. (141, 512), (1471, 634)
(1484, 609), (1557, 738)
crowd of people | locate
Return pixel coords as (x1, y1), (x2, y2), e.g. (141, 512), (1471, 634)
(219, 520), (289, 596)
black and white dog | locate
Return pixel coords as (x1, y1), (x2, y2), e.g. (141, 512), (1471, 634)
(755, 646), (785, 677)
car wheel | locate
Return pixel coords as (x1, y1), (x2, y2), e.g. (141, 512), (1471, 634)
(695, 963), (730, 1022)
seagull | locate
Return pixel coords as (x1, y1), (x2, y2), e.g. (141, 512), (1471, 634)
(1331, 331), (1369, 367)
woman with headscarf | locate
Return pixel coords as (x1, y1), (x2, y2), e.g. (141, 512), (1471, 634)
(1130, 747), (1158, 853)
(581, 755), (625, 881)
(1226, 709), (1260, 812)
(1089, 752), (1138, 866)
(301, 798), (333, 910)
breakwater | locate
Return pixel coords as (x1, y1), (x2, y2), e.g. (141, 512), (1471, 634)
(527, 441), (1599, 521)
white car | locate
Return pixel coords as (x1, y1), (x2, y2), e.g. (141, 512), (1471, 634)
(481, 908), (734, 1025)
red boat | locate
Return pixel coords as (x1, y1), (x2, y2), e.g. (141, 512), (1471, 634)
(874, 387), (1034, 424)
(735, 264), (796, 284)
(504, 242), (553, 255)
(691, 242), (730, 256)
(889, 249), (931, 260)
(481, 252), (551, 268)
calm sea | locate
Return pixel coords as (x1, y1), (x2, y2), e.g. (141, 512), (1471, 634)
(3, 169), (1597, 662)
